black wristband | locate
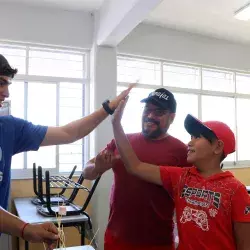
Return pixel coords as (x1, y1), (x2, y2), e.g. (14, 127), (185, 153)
(102, 100), (114, 115)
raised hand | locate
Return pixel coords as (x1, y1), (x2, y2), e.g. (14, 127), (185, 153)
(109, 83), (135, 110)
(112, 97), (129, 125)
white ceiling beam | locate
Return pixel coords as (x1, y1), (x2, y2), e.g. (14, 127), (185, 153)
(96, 0), (163, 46)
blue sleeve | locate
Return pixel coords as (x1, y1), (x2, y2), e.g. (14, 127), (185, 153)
(12, 116), (48, 154)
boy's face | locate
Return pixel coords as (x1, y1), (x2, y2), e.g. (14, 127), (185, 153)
(187, 135), (222, 164)
(0, 75), (11, 107)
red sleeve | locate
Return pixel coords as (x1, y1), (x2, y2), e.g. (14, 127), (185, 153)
(160, 166), (184, 198)
(232, 185), (250, 222)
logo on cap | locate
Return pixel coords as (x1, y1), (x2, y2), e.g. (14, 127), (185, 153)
(150, 91), (169, 101)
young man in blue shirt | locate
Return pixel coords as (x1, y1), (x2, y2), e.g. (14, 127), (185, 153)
(0, 54), (132, 249)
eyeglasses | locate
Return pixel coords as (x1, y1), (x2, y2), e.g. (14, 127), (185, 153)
(143, 108), (169, 117)
(0, 78), (11, 86)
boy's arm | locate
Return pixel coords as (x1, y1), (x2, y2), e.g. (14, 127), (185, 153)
(111, 99), (183, 187)
(112, 121), (162, 185)
(232, 185), (250, 250)
(112, 99), (162, 185)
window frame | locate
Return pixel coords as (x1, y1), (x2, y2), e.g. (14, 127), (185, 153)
(0, 41), (90, 179)
(117, 54), (250, 169)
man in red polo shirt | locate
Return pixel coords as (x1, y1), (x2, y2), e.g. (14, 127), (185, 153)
(112, 99), (250, 250)
(83, 88), (188, 250)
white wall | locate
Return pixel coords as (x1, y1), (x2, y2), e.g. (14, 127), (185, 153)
(118, 23), (250, 72)
(0, 3), (93, 48)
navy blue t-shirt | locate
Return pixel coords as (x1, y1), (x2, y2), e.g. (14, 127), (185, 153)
(0, 116), (47, 209)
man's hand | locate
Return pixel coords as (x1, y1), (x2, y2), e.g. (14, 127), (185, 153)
(95, 150), (120, 175)
(109, 84), (135, 110)
(111, 97), (129, 125)
(23, 223), (59, 250)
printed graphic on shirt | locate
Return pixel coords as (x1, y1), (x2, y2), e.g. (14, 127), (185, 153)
(208, 208), (218, 217)
(244, 206), (250, 215)
(179, 185), (223, 231)
(180, 206), (209, 231)
(181, 185), (221, 209)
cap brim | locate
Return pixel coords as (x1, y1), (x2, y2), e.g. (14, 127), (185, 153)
(140, 97), (167, 109)
(184, 114), (217, 140)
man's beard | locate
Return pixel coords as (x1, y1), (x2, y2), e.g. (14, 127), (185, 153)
(142, 118), (167, 139)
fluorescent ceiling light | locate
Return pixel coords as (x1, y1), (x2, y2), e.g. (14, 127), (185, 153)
(235, 2), (250, 21)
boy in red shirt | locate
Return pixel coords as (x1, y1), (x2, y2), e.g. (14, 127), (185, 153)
(111, 99), (250, 250)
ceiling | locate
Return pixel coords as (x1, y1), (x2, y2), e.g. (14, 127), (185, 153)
(146, 0), (250, 44)
(2, 0), (250, 44)
(0, 0), (104, 11)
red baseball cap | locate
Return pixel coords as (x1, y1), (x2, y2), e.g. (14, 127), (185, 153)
(184, 114), (235, 156)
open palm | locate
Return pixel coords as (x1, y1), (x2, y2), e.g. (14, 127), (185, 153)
(112, 97), (129, 125)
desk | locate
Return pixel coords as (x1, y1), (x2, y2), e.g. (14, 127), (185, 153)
(14, 197), (89, 250)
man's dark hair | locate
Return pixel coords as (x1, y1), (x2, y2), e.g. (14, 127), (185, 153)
(0, 54), (18, 78)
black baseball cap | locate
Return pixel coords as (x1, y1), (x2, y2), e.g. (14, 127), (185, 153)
(140, 88), (177, 113)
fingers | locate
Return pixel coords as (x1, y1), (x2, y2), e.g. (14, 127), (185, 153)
(107, 151), (112, 163)
(44, 240), (57, 250)
(125, 83), (136, 93)
(47, 223), (58, 235)
(43, 230), (59, 241)
(113, 97), (129, 122)
(96, 150), (113, 164)
(111, 154), (121, 163)
(95, 151), (103, 161)
(119, 83), (136, 98)
(114, 154), (121, 160)
(103, 150), (113, 163)
(41, 223), (59, 241)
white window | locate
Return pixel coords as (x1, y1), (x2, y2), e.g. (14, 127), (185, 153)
(117, 57), (161, 85)
(117, 56), (250, 168)
(201, 95), (235, 162)
(202, 69), (234, 93)
(29, 48), (84, 78)
(163, 64), (200, 89)
(0, 43), (88, 178)
(236, 98), (250, 161)
(169, 93), (198, 143)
